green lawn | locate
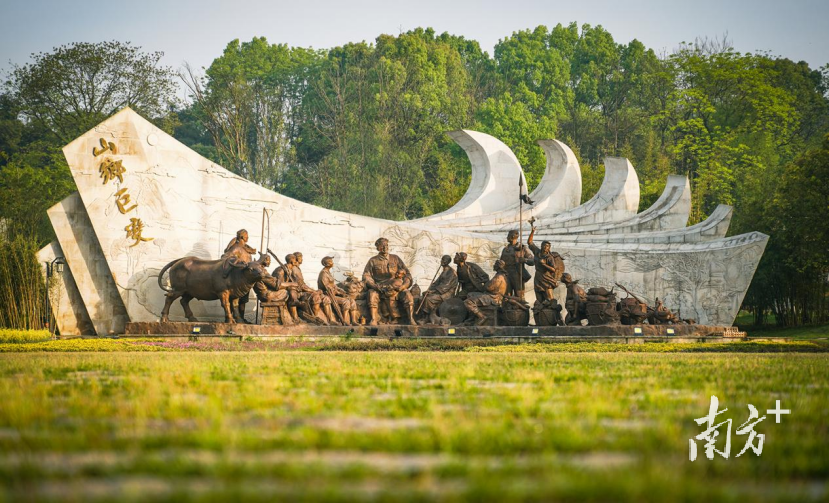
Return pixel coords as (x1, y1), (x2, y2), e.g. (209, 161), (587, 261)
(734, 311), (829, 340)
(1, 349), (827, 502)
(746, 322), (829, 340)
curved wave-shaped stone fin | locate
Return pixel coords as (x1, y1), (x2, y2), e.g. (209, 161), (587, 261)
(546, 204), (733, 244)
(530, 139), (583, 216)
(543, 175), (690, 235)
(696, 204), (734, 240)
(414, 130), (526, 222)
(457, 156), (640, 234)
(419, 138), (582, 228)
(544, 156), (639, 225)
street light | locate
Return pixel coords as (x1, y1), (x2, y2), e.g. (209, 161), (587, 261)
(44, 257), (66, 335)
(47, 257), (65, 277)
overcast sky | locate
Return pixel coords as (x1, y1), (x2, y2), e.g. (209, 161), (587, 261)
(2, 0), (827, 86)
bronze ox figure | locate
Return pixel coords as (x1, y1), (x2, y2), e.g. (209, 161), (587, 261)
(157, 256), (267, 323)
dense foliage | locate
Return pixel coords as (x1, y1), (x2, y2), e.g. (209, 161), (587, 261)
(1, 28), (827, 327)
(0, 237), (47, 330)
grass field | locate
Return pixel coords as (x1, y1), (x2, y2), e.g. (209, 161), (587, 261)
(1, 339), (827, 502)
(734, 314), (829, 340)
(745, 322), (829, 340)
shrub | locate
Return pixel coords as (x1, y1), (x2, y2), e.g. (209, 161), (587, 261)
(0, 339), (167, 352)
(0, 329), (51, 343)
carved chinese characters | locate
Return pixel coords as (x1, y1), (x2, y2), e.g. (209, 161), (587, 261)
(92, 137), (117, 157)
(93, 137), (153, 245)
(115, 188), (137, 214)
(124, 217), (153, 247)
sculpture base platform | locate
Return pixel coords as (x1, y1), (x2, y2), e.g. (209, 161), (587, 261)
(124, 322), (745, 343)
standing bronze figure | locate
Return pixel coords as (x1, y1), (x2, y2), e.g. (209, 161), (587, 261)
(223, 229), (257, 263)
(222, 229), (259, 320)
(362, 237), (415, 325)
(527, 225), (564, 302)
(500, 230), (533, 299)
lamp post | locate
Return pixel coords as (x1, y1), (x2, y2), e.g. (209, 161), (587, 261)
(44, 257), (65, 335)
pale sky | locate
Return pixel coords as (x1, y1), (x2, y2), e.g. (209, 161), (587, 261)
(1, 0), (827, 88)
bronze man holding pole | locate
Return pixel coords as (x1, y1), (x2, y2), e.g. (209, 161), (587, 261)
(417, 255), (458, 325)
(500, 229), (533, 299)
(318, 256), (360, 326)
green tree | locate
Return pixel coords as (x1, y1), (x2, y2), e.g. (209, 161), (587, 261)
(475, 92), (555, 189)
(6, 41), (178, 143)
(183, 38), (321, 189)
(482, 26), (568, 188)
(489, 24), (668, 199)
(293, 29), (478, 219)
(744, 135), (829, 326)
(665, 46), (803, 222)
(0, 94), (24, 167)
(0, 144), (75, 244)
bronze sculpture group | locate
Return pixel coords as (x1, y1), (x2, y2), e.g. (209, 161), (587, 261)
(157, 225), (692, 327)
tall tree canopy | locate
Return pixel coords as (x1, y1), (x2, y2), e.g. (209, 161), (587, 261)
(288, 29), (480, 218)
(182, 37), (320, 188)
(6, 41), (178, 143)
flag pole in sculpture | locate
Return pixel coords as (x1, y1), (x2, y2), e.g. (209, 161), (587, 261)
(518, 176), (524, 300)
(256, 208), (268, 323)
(516, 176), (535, 302)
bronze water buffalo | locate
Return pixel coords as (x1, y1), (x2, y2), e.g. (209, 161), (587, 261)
(157, 256), (267, 323)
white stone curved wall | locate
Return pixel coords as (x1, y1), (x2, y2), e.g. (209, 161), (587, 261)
(48, 109), (766, 331)
(541, 175), (691, 235)
(425, 139), (582, 228)
(413, 130), (526, 222)
(554, 205), (733, 244)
